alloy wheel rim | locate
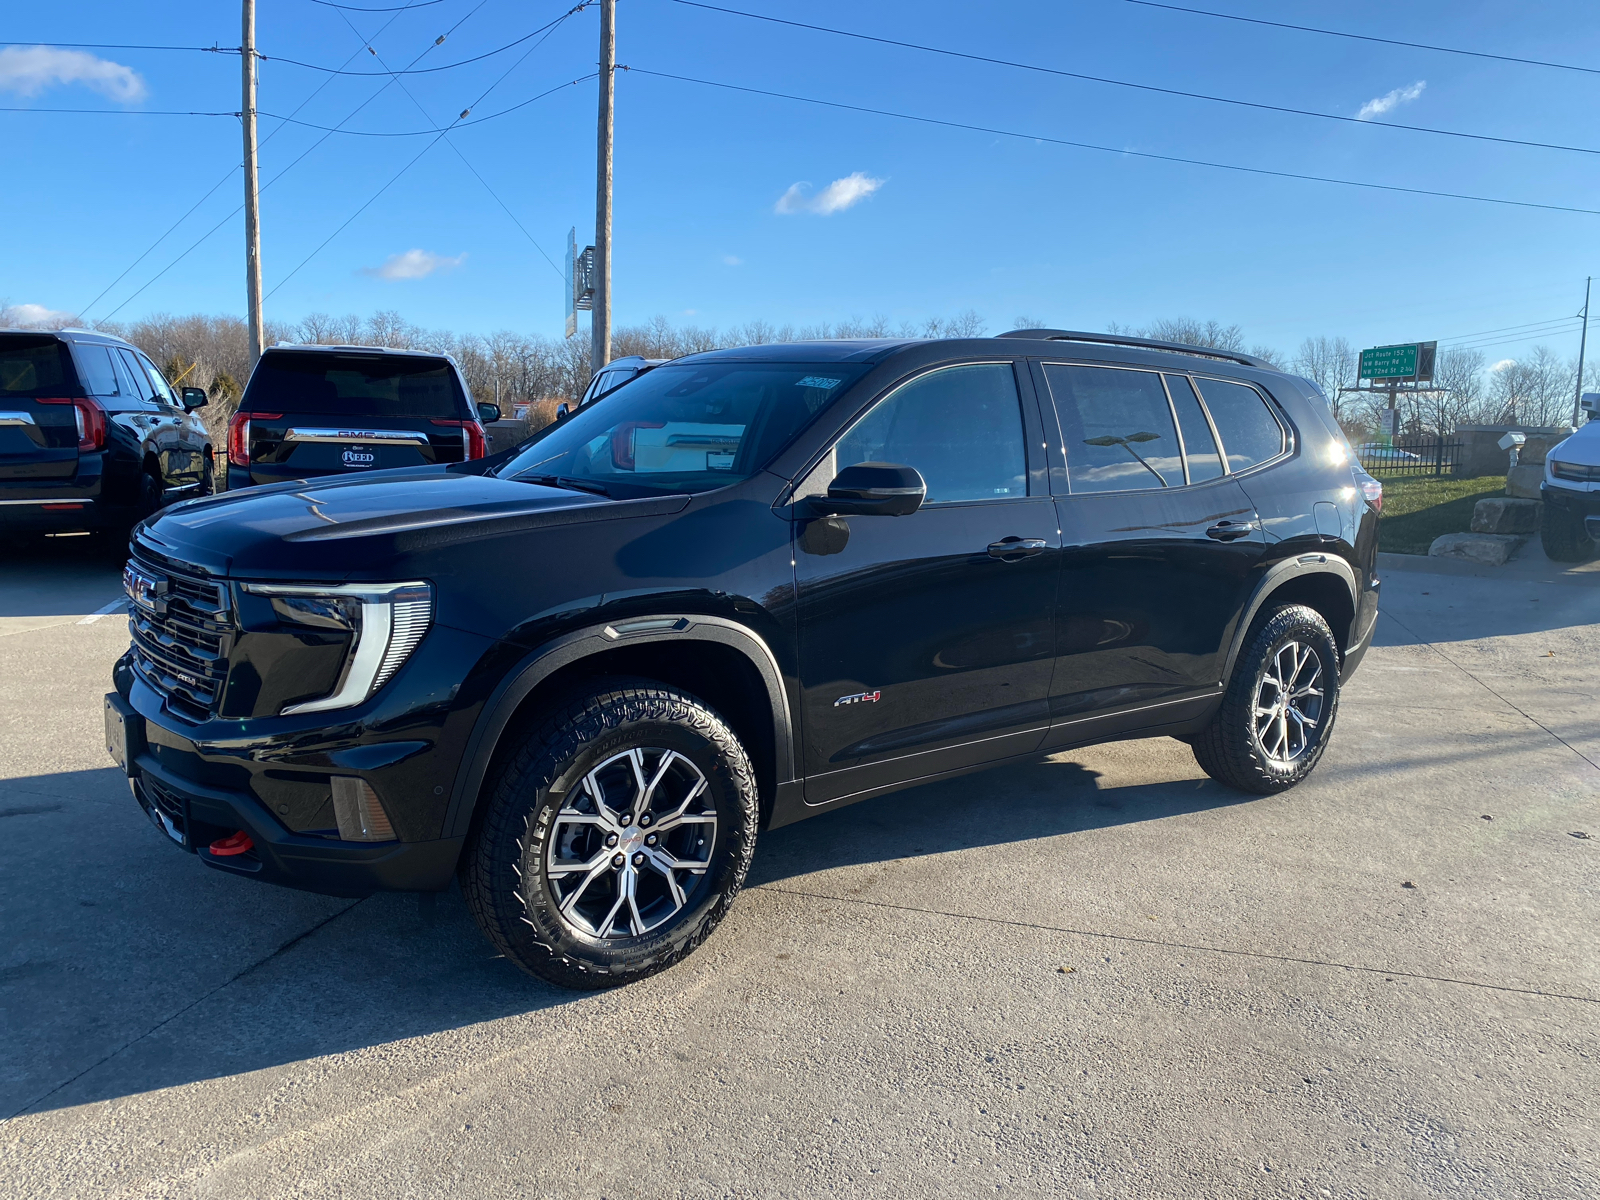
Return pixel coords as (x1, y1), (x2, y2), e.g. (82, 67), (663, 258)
(545, 747), (718, 939)
(1252, 639), (1325, 766)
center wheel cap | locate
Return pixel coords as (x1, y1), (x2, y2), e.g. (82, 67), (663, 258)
(619, 827), (646, 854)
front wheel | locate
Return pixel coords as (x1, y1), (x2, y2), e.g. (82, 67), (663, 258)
(1191, 604), (1341, 794)
(460, 678), (759, 989)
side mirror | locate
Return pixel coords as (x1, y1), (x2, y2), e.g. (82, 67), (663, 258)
(1582, 392), (1599, 419)
(477, 402), (502, 424)
(807, 462), (926, 517)
(554, 402), (571, 421)
(181, 387), (208, 410)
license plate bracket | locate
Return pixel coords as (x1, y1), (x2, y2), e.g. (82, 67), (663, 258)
(104, 692), (145, 776)
(340, 445), (378, 470)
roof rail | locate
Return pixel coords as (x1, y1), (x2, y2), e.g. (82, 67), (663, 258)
(997, 328), (1273, 370)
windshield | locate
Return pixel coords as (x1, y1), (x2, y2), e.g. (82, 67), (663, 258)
(498, 362), (866, 496)
(243, 350), (467, 418)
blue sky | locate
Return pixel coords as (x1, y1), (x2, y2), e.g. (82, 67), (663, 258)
(3, 0), (1599, 363)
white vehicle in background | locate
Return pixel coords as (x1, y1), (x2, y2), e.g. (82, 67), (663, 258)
(1540, 393), (1600, 561)
(1355, 442), (1422, 464)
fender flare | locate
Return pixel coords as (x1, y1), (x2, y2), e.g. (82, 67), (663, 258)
(442, 614), (795, 840)
(1219, 554), (1358, 685)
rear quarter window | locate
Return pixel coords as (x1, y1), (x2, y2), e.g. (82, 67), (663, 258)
(1193, 377), (1286, 472)
(0, 335), (78, 397)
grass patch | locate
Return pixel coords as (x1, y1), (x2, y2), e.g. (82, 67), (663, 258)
(1376, 474), (1507, 555)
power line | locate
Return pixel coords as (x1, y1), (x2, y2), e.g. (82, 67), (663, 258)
(1112, 0), (1600, 79)
(629, 67), (1600, 219)
(0, 106), (237, 117)
(263, 14), (582, 76)
(668, 0), (1600, 160)
(267, 5), (593, 298)
(308, 0), (444, 11)
(91, 1), (495, 323)
(1439, 316), (1582, 343)
(0, 41), (234, 52)
(328, 3), (577, 278)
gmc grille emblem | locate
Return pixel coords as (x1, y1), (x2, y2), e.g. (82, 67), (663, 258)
(123, 563), (168, 615)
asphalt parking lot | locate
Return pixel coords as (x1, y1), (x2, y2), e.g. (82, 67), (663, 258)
(1, 536), (1596, 1199)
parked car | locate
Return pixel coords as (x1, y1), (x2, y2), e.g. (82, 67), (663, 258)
(1355, 442), (1422, 464)
(555, 354), (665, 419)
(0, 327), (210, 536)
(106, 329), (1380, 989)
(1540, 392), (1600, 561)
(224, 344), (500, 492)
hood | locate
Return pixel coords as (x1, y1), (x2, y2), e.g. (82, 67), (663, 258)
(138, 467), (687, 578)
(1548, 421), (1600, 468)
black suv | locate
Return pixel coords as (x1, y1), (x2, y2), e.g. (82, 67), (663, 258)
(1, 328), (211, 534)
(225, 344), (500, 492)
(106, 331), (1380, 989)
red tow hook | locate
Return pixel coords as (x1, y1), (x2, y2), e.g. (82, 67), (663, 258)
(209, 830), (255, 857)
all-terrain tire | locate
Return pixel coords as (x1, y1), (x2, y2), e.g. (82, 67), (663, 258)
(460, 677), (759, 989)
(1191, 604), (1341, 795)
(1540, 502), (1596, 562)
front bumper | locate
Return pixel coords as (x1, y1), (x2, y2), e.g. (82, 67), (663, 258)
(1542, 483), (1600, 537)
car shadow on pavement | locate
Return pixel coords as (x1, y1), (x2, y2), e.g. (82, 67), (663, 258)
(0, 533), (128, 618)
(5, 753), (1245, 1116)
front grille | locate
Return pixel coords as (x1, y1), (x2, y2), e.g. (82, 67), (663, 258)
(127, 553), (234, 721)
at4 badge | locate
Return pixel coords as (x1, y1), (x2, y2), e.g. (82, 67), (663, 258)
(833, 689), (881, 707)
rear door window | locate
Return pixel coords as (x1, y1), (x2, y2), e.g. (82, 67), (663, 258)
(244, 351), (466, 418)
(834, 362), (1027, 504)
(1042, 364), (1181, 493)
(0, 335), (77, 397)
(1193, 377), (1285, 471)
(1164, 375), (1224, 483)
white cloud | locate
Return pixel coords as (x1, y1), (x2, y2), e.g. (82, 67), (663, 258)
(0, 46), (146, 103)
(361, 249), (466, 281)
(1357, 80), (1425, 121)
(721, 254), (743, 266)
(1491, 358), (1517, 372)
(775, 172), (884, 216)
(0, 302), (77, 329)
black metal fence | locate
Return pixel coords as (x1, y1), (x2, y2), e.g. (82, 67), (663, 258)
(1355, 435), (1464, 477)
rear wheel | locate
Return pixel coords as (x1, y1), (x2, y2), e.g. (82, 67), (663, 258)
(1191, 604), (1341, 795)
(200, 449), (215, 496)
(461, 678), (758, 989)
(1540, 502), (1596, 562)
(136, 468), (165, 519)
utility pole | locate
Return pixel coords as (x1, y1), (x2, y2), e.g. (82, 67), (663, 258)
(1574, 276), (1591, 428)
(591, 0), (615, 374)
(242, 0), (265, 370)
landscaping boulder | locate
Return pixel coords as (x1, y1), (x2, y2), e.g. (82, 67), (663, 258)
(1505, 463), (1544, 499)
(1471, 496), (1541, 534)
(1428, 532), (1527, 566)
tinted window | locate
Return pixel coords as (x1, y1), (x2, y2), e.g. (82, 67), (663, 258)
(138, 353), (178, 405)
(1194, 377), (1284, 471)
(243, 351), (467, 418)
(1164, 374), (1224, 483)
(835, 363), (1026, 504)
(73, 344), (128, 398)
(1044, 364), (1181, 493)
(116, 349), (156, 401)
(0, 335), (77, 397)
(500, 362), (868, 497)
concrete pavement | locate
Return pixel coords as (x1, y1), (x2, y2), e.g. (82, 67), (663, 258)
(1, 538), (1595, 1198)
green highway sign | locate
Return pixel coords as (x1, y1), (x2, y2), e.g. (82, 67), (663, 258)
(1359, 343), (1419, 381)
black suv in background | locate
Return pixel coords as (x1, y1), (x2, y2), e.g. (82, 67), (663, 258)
(107, 330), (1380, 989)
(224, 345), (500, 492)
(0, 328), (210, 535)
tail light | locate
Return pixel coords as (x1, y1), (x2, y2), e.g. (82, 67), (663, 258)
(37, 396), (107, 451)
(229, 410), (279, 466)
(1354, 470), (1383, 512)
(432, 418), (488, 460)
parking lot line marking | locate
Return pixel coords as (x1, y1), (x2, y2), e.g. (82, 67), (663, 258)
(755, 885), (1600, 1006)
(77, 600), (126, 625)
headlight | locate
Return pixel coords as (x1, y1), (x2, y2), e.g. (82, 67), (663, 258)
(240, 581), (432, 714)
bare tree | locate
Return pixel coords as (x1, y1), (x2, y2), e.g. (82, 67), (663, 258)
(1292, 336), (1356, 421)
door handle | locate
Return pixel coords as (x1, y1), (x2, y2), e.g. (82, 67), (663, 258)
(1205, 521), (1254, 542)
(988, 536), (1049, 561)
